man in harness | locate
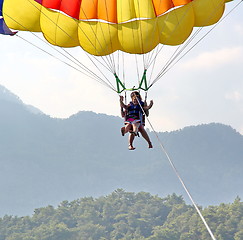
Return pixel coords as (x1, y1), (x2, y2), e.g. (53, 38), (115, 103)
(120, 91), (153, 150)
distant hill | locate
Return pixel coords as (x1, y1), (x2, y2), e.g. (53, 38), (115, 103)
(0, 85), (43, 115)
(0, 85), (242, 217)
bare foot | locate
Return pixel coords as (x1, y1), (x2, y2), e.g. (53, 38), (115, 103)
(128, 145), (135, 150)
(148, 142), (153, 148)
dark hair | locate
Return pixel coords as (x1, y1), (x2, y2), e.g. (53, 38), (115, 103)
(131, 91), (141, 99)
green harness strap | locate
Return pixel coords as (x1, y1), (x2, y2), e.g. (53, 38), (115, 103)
(114, 69), (150, 94)
(114, 73), (126, 94)
(138, 69), (149, 91)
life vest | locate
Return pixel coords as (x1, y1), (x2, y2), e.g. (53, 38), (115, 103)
(126, 101), (144, 120)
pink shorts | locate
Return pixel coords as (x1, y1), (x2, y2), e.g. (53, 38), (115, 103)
(125, 118), (141, 124)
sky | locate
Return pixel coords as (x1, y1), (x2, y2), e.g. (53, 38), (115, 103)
(0, 1), (242, 134)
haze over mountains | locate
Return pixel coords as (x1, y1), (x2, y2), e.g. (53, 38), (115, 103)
(0, 85), (242, 217)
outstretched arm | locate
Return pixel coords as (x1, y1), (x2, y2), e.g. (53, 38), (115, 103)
(144, 100), (153, 110)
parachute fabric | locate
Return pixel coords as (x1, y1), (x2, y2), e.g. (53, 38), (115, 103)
(3, 0), (227, 56)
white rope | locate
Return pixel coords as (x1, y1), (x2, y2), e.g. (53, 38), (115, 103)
(135, 96), (217, 240)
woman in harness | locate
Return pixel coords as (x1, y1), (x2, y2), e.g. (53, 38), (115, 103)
(120, 91), (153, 150)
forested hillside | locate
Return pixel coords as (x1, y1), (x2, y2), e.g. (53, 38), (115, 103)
(0, 190), (242, 240)
(0, 85), (242, 217)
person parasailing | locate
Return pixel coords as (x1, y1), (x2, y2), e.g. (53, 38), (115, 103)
(120, 91), (153, 150)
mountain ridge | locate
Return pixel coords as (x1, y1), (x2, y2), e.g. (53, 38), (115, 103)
(0, 85), (242, 217)
(0, 85), (43, 115)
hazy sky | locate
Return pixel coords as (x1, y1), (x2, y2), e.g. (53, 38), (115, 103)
(0, 1), (242, 134)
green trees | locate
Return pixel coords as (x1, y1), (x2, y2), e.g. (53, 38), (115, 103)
(0, 190), (242, 240)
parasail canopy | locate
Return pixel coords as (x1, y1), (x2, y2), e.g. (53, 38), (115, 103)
(3, 0), (228, 56)
(1, 0), (236, 93)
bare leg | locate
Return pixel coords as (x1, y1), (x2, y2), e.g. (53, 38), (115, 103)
(121, 124), (135, 150)
(128, 133), (135, 150)
(121, 124), (132, 136)
(139, 125), (153, 148)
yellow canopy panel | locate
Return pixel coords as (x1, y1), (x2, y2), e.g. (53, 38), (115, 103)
(3, 0), (227, 55)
